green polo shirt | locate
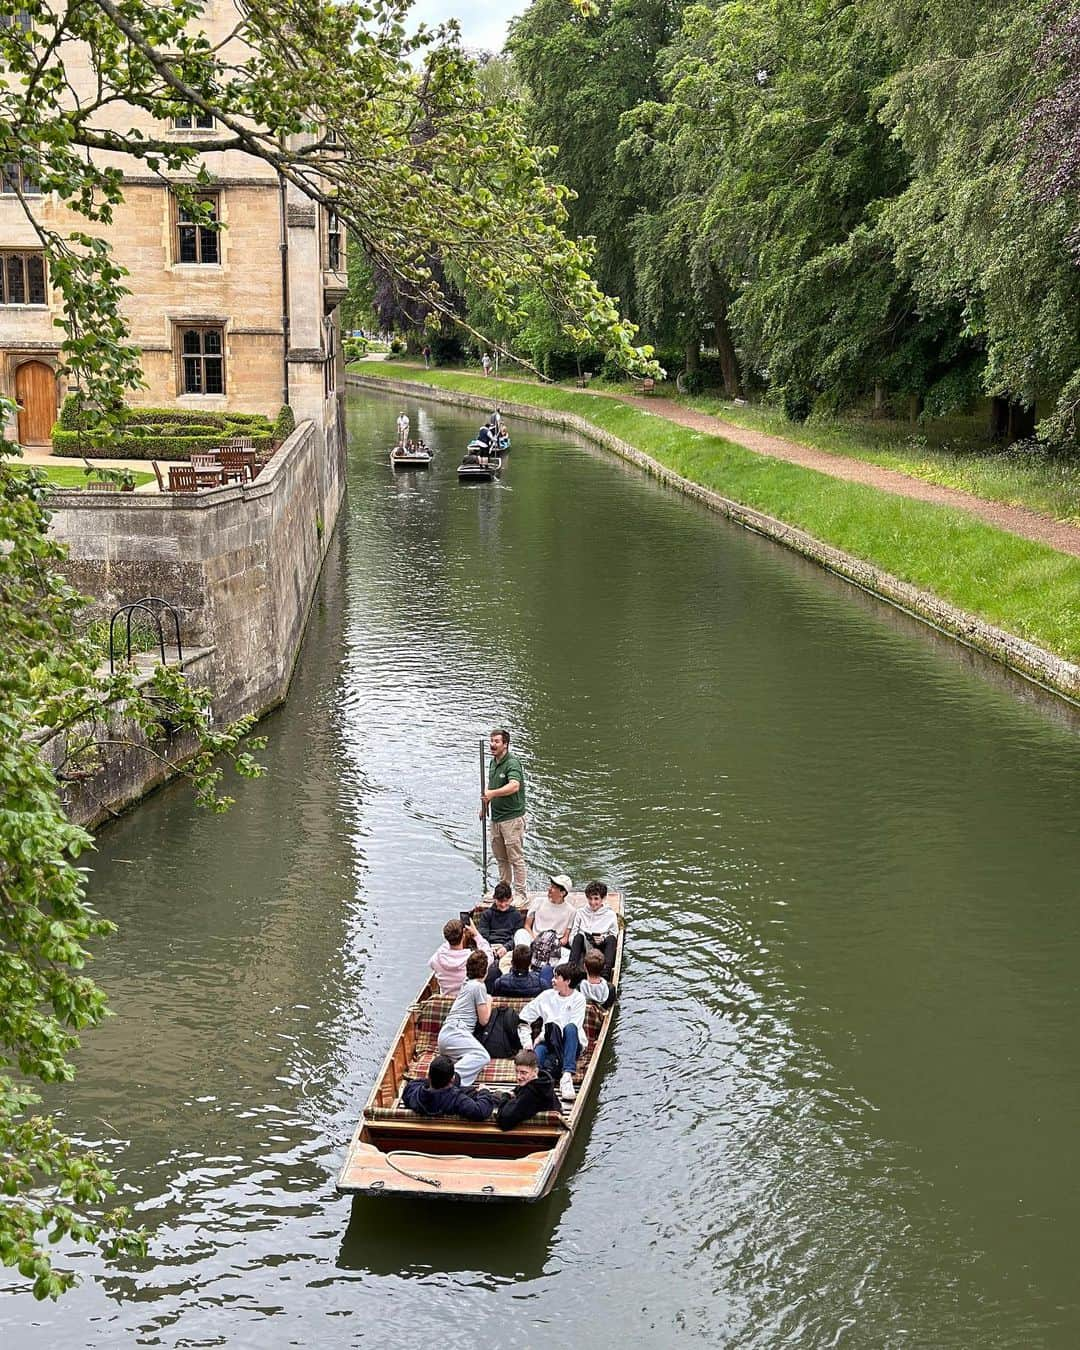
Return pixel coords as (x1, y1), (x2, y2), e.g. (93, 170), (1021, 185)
(488, 751), (526, 822)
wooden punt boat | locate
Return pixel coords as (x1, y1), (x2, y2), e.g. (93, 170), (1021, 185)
(457, 454), (501, 482)
(336, 889), (624, 1202)
(389, 443), (433, 467)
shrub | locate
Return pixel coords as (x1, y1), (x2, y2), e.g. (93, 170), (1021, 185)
(52, 401), (275, 458)
(52, 429), (272, 460)
(273, 404), (296, 442)
(343, 336), (368, 362)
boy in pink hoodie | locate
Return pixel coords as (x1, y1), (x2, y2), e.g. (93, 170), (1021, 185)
(429, 918), (492, 995)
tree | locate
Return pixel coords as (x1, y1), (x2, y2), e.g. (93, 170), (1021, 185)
(0, 398), (264, 1298)
(509, 0), (686, 311)
(874, 0), (1080, 440)
(0, 0), (654, 424)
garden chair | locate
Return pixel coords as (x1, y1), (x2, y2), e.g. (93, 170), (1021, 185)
(168, 464), (199, 492)
(219, 448), (256, 484)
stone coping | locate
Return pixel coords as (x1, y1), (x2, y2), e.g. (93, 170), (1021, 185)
(347, 373), (1080, 706)
(44, 421), (313, 510)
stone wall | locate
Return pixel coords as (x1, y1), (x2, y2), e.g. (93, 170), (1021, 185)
(37, 649), (216, 829)
(47, 416), (346, 728)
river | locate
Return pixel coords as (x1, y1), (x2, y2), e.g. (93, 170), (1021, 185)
(3, 389), (1080, 1348)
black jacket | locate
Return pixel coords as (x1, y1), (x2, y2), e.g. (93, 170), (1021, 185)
(402, 1079), (498, 1121)
(476, 905), (519, 948)
(495, 1071), (560, 1130)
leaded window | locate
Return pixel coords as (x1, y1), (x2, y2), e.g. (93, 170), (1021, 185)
(0, 251), (46, 305)
(180, 326), (225, 394)
(176, 193), (220, 264)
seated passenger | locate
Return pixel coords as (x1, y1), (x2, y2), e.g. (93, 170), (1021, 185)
(517, 963), (588, 1102)
(495, 1049), (560, 1130)
(521, 874), (574, 951)
(402, 1053), (499, 1121)
(462, 452), (480, 466)
(567, 879), (618, 979)
(579, 950), (612, 1006)
(437, 949), (493, 1086)
(486, 943), (548, 996)
(429, 917), (492, 996)
(476, 882), (519, 959)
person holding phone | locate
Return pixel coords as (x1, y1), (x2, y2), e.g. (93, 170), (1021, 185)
(429, 918), (491, 996)
(475, 882), (519, 959)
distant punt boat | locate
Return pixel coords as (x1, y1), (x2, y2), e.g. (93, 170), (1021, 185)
(336, 889), (624, 1202)
(390, 443), (433, 467)
(457, 454), (501, 482)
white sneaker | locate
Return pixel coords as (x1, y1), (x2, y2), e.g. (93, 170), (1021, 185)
(559, 1072), (576, 1102)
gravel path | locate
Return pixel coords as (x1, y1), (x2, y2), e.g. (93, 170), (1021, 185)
(614, 394), (1080, 559)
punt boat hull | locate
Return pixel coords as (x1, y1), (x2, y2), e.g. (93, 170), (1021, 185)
(336, 890), (624, 1202)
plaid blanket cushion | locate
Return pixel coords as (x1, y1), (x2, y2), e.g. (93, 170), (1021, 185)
(364, 1102), (565, 1127)
(408, 994), (609, 1083)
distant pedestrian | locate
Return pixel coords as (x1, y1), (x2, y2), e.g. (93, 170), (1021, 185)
(481, 352), (492, 377)
(423, 344), (432, 369)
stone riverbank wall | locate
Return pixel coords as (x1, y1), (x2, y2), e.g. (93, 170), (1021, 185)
(45, 417), (346, 824)
(348, 373), (1080, 706)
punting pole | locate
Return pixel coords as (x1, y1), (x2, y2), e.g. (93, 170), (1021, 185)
(480, 736), (489, 890)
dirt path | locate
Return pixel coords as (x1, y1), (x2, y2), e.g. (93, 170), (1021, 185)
(611, 394), (1080, 559)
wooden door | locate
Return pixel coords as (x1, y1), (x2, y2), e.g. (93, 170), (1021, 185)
(15, 361), (57, 445)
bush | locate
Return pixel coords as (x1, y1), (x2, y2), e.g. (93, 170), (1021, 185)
(343, 336), (369, 362)
(389, 337), (404, 354)
(52, 428), (273, 460)
(273, 404), (296, 442)
(52, 399), (276, 458)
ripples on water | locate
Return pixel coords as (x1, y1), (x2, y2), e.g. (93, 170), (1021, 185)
(3, 393), (1080, 1347)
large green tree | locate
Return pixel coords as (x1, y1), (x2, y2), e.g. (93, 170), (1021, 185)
(1, 0), (653, 414)
(874, 0), (1080, 439)
(508, 0), (685, 312)
(0, 398), (264, 1299)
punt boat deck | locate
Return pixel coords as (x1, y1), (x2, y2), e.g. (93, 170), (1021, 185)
(336, 889), (624, 1202)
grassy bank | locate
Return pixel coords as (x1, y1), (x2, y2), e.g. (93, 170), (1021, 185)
(350, 361), (1080, 663)
(683, 396), (1080, 526)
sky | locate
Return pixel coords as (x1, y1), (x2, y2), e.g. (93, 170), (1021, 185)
(408, 0), (526, 55)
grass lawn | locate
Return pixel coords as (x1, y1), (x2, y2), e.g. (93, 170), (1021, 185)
(9, 463), (155, 489)
(680, 396), (1080, 527)
(350, 361), (1080, 663)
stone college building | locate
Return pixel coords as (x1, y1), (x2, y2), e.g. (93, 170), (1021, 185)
(0, 0), (346, 457)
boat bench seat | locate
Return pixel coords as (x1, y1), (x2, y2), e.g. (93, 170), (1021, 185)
(410, 994), (607, 1085)
(363, 1103), (566, 1128)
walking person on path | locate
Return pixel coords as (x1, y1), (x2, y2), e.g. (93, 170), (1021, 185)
(423, 344), (432, 369)
(481, 727), (526, 900)
(481, 352), (492, 377)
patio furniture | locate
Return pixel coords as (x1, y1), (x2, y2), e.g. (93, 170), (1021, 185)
(168, 464), (199, 492)
(152, 460), (166, 492)
(190, 452), (224, 487)
(219, 448), (256, 484)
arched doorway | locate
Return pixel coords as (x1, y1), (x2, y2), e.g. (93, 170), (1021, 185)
(15, 361), (57, 446)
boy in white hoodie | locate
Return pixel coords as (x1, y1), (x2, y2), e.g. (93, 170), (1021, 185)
(566, 880), (618, 978)
(518, 964), (587, 1102)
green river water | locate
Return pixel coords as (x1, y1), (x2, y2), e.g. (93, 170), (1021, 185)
(2, 389), (1079, 1348)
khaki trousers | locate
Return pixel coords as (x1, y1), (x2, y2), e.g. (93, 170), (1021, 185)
(490, 815), (526, 897)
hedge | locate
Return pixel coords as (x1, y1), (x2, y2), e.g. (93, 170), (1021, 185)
(57, 396), (276, 435)
(52, 428), (273, 460)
